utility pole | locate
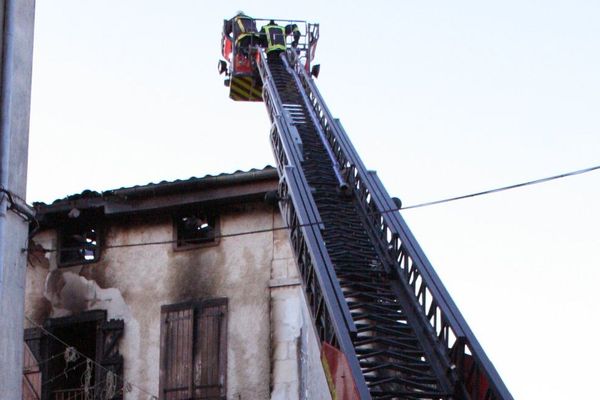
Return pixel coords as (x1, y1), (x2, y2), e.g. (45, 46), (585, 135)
(0, 0), (36, 398)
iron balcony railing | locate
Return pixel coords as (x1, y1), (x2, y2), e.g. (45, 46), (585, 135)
(52, 388), (94, 400)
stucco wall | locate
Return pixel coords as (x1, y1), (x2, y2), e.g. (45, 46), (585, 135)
(25, 201), (331, 399)
(270, 224), (332, 400)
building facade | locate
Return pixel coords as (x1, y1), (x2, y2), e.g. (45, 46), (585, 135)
(23, 167), (330, 400)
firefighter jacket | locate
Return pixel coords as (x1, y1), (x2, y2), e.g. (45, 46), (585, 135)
(259, 22), (301, 54)
(223, 14), (259, 46)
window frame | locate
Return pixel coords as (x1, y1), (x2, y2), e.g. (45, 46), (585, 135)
(172, 212), (220, 251)
(57, 222), (102, 267)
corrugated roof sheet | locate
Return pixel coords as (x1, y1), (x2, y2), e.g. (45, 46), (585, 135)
(33, 165), (276, 207)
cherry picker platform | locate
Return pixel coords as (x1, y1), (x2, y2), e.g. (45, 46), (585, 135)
(219, 17), (513, 400)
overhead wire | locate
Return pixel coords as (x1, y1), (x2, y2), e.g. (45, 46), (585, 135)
(28, 346), (69, 367)
(41, 359), (88, 387)
(399, 163), (600, 210)
(21, 164), (599, 397)
(26, 163), (600, 254)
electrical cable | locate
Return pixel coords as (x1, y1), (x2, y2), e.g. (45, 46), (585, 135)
(41, 359), (87, 387)
(21, 165), (598, 397)
(30, 346), (69, 366)
(399, 163), (600, 210)
(0, 185), (36, 222)
(26, 163), (600, 254)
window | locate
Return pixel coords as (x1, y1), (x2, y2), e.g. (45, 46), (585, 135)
(159, 298), (227, 400)
(174, 213), (219, 249)
(58, 223), (100, 266)
(23, 311), (124, 399)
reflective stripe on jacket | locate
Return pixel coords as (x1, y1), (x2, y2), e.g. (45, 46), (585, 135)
(263, 24), (286, 53)
(235, 16), (257, 35)
(233, 16), (257, 45)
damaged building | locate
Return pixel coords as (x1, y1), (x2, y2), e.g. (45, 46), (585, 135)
(23, 167), (331, 400)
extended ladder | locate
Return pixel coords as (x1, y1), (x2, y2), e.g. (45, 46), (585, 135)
(257, 49), (513, 400)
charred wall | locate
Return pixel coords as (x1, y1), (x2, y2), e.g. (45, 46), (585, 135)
(26, 191), (331, 400)
(26, 201), (276, 399)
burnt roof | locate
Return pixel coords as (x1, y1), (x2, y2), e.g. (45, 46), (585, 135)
(34, 166), (279, 225)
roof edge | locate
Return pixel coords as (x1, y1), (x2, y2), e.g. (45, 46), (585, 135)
(33, 167), (279, 219)
(107, 167), (278, 199)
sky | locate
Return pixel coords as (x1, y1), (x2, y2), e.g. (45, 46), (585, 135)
(27, 1), (600, 399)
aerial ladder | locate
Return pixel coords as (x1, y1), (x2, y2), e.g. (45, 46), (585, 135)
(220, 17), (514, 400)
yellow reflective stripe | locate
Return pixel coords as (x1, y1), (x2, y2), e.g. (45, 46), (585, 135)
(231, 84), (257, 100)
(266, 44), (286, 53)
(268, 27), (285, 35)
(264, 25), (286, 52)
(230, 91), (261, 101)
(230, 77), (262, 100)
(236, 79), (262, 98)
(231, 84), (251, 99)
(234, 77), (262, 98)
(235, 32), (250, 45)
(236, 18), (246, 32)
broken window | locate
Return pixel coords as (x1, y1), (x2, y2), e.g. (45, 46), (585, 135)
(58, 223), (100, 266)
(23, 310), (124, 400)
(174, 213), (219, 249)
(159, 298), (227, 400)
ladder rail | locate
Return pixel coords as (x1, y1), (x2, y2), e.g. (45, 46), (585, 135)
(292, 57), (514, 400)
(259, 50), (357, 335)
(257, 50), (372, 400)
(280, 54), (348, 191)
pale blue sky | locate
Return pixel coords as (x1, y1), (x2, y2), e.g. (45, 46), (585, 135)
(28, 1), (600, 398)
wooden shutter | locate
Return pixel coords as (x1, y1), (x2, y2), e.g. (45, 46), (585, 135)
(23, 343), (42, 400)
(160, 304), (195, 400)
(160, 299), (227, 400)
(23, 328), (43, 400)
(194, 299), (227, 400)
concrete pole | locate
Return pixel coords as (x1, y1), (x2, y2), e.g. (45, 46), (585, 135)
(0, 0), (35, 398)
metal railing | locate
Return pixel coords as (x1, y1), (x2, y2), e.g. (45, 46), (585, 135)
(290, 54), (514, 400)
(224, 18), (319, 74)
(52, 388), (94, 400)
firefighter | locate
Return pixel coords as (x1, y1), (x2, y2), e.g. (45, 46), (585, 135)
(259, 20), (301, 55)
(223, 11), (260, 57)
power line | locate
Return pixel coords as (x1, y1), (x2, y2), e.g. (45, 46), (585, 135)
(41, 359), (88, 387)
(22, 164), (600, 393)
(27, 163), (600, 254)
(32, 225), (290, 253)
(31, 347), (69, 367)
(400, 164), (600, 210)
